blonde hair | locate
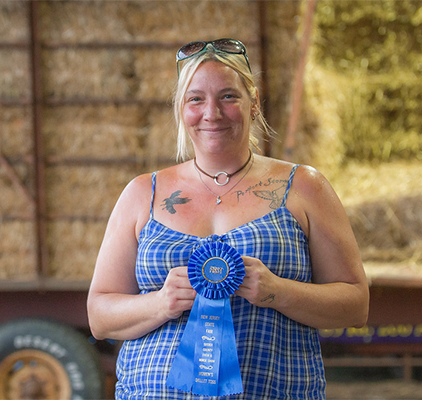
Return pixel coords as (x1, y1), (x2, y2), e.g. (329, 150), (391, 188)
(173, 50), (272, 162)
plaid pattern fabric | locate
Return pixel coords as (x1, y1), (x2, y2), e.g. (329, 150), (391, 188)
(116, 165), (326, 399)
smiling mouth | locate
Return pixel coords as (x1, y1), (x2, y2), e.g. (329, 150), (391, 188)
(199, 127), (229, 133)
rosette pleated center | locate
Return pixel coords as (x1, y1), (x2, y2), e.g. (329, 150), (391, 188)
(188, 242), (245, 299)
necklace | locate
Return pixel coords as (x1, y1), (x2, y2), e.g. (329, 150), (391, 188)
(194, 153), (254, 205)
(193, 149), (252, 186)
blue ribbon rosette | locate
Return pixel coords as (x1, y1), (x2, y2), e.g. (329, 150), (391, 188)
(166, 241), (245, 396)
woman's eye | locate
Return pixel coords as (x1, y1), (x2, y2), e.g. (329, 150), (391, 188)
(223, 93), (238, 100)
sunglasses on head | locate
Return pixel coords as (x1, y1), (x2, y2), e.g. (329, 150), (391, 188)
(176, 38), (251, 76)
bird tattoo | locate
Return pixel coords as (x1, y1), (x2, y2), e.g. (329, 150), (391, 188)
(161, 190), (192, 214)
(253, 187), (284, 209)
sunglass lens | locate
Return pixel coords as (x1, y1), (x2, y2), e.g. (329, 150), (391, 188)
(213, 39), (243, 54)
(177, 42), (206, 60)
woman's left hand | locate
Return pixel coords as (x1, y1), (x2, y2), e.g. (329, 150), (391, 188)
(235, 256), (278, 307)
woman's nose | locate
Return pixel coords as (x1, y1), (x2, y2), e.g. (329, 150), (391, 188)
(204, 100), (222, 120)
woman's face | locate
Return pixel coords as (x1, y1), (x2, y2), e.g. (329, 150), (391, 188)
(182, 61), (255, 155)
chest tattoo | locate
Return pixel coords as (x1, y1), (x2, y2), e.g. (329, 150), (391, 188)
(235, 177), (288, 209)
(161, 190), (191, 214)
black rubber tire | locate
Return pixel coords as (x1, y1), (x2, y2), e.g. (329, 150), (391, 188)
(0, 318), (105, 400)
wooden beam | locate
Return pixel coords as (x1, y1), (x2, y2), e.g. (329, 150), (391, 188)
(283, 0), (317, 161)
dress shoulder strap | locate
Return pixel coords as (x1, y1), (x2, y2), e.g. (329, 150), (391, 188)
(281, 164), (300, 207)
(150, 171), (157, 218)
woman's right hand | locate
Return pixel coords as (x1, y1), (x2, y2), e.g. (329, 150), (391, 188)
(158, 267), (197, 320)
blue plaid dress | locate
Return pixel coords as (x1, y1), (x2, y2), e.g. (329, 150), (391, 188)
(116, 165), (326, 399)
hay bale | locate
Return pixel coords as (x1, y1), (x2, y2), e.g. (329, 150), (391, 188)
(314, 0), (422, 74)
(133, 48), (179, 100)
(45, 164), (137, 218)
(0, 50), (31, 99)
(0, 221), (37, 280)
(0, 1), (29, 97)
(310, 0), (422, 165)
(43, 48), (154, 100)
(330, 160), (422, 268)
(340, 73), (422, 162)
(0, 111), (34, 218)
(47, 220), (106, 280)
(39, 1), (258, 44)
(43, 105), (150, 159)
(42, 100), (176, 190)
(0, 107), (33, 157)
(330, 160), (422, 207)
(304, 64), (346, 176)
(146, 106), (178, 167)
(348, 195), (422, 249)
(346, 192), (422, 265)
(0, 169), (33, 217)
(0, 0), (28, 42)
(40, 1), (262, 102)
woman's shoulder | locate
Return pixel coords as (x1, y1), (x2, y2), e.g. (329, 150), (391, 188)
(250, 155), (330, 187)
(125, 172), (154, 197)
(289, 164), (336, 199)
(127, 162), (182, 187)
(256, 155), (308, 178)
(286, 163), (344, 221)
(125, 163), (186, 198)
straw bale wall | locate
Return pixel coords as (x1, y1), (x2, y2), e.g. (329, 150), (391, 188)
(348, 195), (422, 265)
(0, 1), (28, 41)
(333, 160), (422, 268)
(39, 1), (259, 44)
(0, 221), (37, 281)
(0, 50), (30, 99)
(1, 107), (33, 158)
(0, 0), (302, 282)
(310, 0), (422, 272)
(2, 0), (420, 283)
(310, 0), (422, 164)
(47, 220), (106, 280)
(0, 2), (35, 280)
(43, 105), (148, 159)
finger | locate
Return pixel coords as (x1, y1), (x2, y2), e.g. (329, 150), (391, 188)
(237, 279), (253, 291)
(179, 299), (196, 311)
(175, 289), (197, 300)
(235, 286), (252, 300)
(242, 266), (259, 282)
(170, 266), (189, 276)
(241, 256), (259, 265)
(241, 256), (253, 266)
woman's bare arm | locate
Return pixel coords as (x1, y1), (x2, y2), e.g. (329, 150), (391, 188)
(236, 166), (369, 329)
(87, 175), (196, 340)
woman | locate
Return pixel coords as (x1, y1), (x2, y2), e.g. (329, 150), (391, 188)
(88, 39), (369, 399)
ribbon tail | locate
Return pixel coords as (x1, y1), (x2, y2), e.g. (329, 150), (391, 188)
(191, 297), (224, 396)
(219, 298), (243, 396)
(168, 242), (245, 396)
(166, 296), (199, 392)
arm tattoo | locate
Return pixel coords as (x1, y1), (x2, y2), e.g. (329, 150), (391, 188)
(261, 293), (276, 303)
(161, 190), (191, 214)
